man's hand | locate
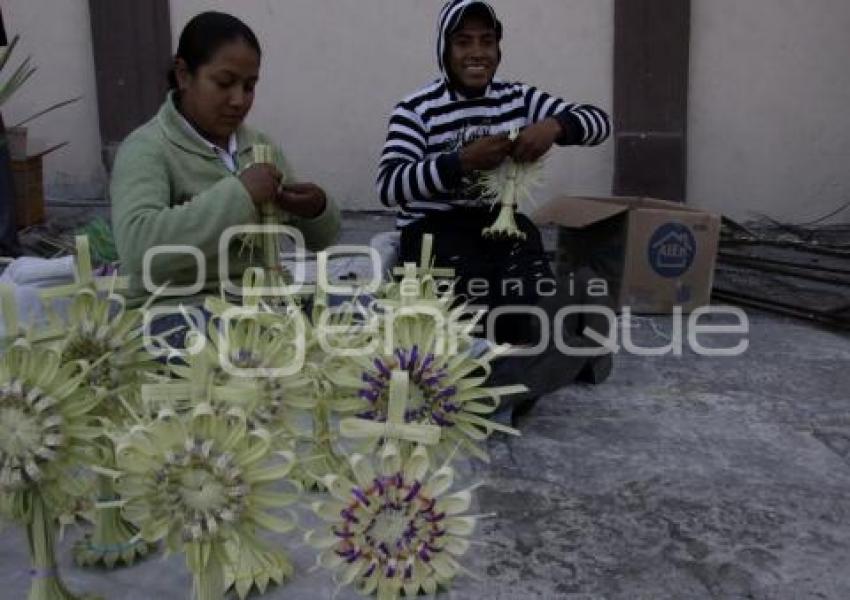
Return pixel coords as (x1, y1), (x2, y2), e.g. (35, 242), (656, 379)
(239, 164), (283, 206)
(512, 118), (563, 163)
(277, 182), (327, 219)
(459, 134), (514, 173)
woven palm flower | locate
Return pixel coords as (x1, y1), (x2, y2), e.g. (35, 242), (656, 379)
(161, 298), (316, 434)
(380, 270), (454, 305)
(1, 240), (159, 569)
(113, 406), (300, 600)
(291, 255), (384, 490)
(324, 267), (524, 462)
(480, 131), (546, 241)
(0, 339), (103, 600)
(0, 340), (101, 518)
(59, 288), (159, 399)
(40, 287), (162, 569)
(141, 300), (313, 598)
(306, 441), (480, 599)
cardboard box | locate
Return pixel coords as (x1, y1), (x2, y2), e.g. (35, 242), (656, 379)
(533, 196), (721, 314)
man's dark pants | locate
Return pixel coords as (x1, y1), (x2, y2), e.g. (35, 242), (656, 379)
(399, 206), (613, 412)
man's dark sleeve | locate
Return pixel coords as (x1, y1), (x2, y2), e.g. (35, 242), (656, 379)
(376, 102), (464, 208)
(521, 84), (611, 147)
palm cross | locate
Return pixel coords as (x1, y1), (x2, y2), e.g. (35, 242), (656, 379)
(392, 233), (454, 279)
(340, 370), (441, 447)
(2, 236), (128, 344)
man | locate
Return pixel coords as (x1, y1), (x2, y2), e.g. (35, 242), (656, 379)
(377, 0), (613, 421)
(378, 1), (609, 225)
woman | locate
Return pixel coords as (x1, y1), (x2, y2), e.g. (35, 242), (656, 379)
(110, 11), (340, 308)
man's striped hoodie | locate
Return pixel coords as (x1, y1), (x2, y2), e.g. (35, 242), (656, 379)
(377, 0), (611, 228)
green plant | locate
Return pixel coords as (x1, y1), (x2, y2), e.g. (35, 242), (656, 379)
(76, 219), (118, 266)
(11, 96), (81, 129)
(0, 35), (81, 155)
(0, 36), (36, 108)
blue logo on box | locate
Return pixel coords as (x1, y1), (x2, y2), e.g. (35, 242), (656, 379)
(648, 223), (696, 278)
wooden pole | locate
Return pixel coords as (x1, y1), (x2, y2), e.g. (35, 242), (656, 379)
(613, 0), (691, 202)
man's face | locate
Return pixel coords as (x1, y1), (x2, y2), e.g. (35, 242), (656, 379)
(447, 14), (500, 93)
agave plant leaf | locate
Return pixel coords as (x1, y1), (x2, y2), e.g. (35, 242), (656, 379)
(11, 95), (82, 129)
(0, 55), (37, 107)
(0, 35), (22, 74)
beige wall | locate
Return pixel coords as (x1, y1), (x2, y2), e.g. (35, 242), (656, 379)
(689, 0), (850, 223)
(170, 0), (614, 211)
(1, 0), (104, 200)
(13, 1), (845, 224)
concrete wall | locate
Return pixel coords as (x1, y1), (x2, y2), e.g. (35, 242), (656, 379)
(1, 0), (104, 201)
(689, 0), (850, 223)
(170, 0), (614, 211)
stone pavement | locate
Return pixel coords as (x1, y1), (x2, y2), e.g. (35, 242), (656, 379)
(2, 311), (849, 599)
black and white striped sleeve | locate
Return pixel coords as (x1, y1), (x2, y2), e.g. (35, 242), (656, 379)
(521, 84), (611, 147)
(376, 103), (462, 208)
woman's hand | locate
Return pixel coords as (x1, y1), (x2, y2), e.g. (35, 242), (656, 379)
(278, 183), (327, 219)
(239, 164), (282, 206)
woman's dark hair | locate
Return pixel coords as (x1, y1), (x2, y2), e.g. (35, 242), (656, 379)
(167, 12), (261, 90)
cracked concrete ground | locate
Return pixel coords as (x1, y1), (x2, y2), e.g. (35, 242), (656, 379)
(1, 212), (849, 599)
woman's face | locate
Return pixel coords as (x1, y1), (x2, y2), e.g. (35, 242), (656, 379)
(175, 39), (260, 146)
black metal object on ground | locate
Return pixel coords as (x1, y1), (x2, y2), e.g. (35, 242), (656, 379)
(713, 219), (850, 329)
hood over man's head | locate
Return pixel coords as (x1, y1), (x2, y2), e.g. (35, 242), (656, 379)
(437, 0), (503, 97)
